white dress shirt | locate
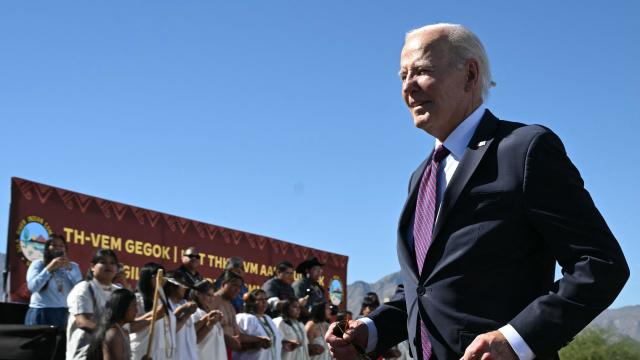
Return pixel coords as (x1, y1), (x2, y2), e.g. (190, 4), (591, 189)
(361, 105), (535, 360)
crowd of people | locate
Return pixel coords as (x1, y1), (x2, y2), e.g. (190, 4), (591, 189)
(25, 239), (391, 360)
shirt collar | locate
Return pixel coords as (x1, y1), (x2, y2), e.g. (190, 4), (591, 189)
(435, 104), (486, 160)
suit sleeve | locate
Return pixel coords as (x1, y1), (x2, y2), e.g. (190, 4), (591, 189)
(367, 285), (409, 353)
(510, 129), (629, 356)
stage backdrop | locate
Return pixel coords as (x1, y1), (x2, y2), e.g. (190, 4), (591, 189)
(5, 177), (348, 308)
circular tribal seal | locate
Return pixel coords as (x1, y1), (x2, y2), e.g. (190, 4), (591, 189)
(15, 215), (53, 265)
(329, 275), (344, 306)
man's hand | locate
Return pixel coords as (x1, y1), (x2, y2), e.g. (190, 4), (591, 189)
(325, 320), (369, 360)
(381, 348), (402, 358)
(308, 343), (325, 356)
(460, 330), (518, 360)
(174, 301), (198, 318)
(205, 309), (223, 326)
(152, 303), (166, 320)
(258, 336), (272, 349)
(225, 334), (242, 351)
(282, 339), (300, 352)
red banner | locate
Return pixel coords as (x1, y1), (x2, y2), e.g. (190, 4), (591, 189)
(5, 177), (348, 308)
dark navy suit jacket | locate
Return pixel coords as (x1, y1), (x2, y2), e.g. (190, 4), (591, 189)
(368, 110), (629, 359)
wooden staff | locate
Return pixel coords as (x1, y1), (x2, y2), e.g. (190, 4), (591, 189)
(145, 268), (164, 358)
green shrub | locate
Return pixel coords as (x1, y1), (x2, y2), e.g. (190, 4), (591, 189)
(560, 327), (640, 360)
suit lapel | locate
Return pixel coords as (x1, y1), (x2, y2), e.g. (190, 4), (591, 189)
(419, 110), (499, 282)
(398, 155), (432, 277)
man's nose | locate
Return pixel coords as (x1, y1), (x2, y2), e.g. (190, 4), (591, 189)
(402, 76), (417, 98)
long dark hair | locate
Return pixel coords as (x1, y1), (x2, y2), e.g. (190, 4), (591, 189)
(243, 288), (266, 314)
(42, 234), (66, 266)
(40, 234), (67, 291)
(359, 292), (380, 315)
(310, 301), (328, 323)
(163, 271), (189, 299)
(279, 298), (299, 326)
(190, 280), (213, 310)
(138, 262), (164, 312)
(85, 248), (119, 280)
(86, 288), (136, 360)
(220, 269), (243, 286)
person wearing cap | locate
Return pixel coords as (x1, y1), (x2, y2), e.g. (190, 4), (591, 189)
(214, 256), (249, 312)
(163, 271), (199, 360)
(175, 247), (204, 299)
(292, 257), (326, 323)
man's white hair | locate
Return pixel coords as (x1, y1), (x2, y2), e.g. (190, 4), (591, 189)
(407, 23), (495, 100)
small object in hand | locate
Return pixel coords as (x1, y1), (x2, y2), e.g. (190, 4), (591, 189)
(332, 320), (348, 337)
(332, 321), (370, 359)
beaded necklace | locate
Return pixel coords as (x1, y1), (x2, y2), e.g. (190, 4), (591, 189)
(53, 270), (64, 293)
(163, 296), (175, 359)
(257, 315), (277, 360)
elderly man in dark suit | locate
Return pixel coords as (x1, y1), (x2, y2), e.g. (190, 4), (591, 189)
(326, 23), (629, 360)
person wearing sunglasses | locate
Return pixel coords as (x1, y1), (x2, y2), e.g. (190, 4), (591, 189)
(175, 247), (204, 299)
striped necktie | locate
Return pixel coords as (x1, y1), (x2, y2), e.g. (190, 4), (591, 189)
(413, 144), (449, 359)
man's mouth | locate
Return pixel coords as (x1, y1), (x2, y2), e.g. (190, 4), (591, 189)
(412, 101), (432, 114)
(412, 101), (431, 108)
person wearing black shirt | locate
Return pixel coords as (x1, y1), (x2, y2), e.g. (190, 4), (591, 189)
(292, 257), (326, 322)
(175, 246), (203, 298)
(263, 261), (296, 301)
(263, 261), (309, 317)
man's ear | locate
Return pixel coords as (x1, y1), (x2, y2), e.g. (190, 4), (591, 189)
(465, 59), (480, 91)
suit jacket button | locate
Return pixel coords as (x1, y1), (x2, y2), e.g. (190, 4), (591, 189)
(417, 285), (426, 296)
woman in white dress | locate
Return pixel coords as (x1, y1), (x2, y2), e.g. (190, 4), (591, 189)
(164, 271), (199, 360)
(66, 249), (120, 360)
(129, 263), (178, 360)
(233, 289), (282, 360)
(273, 298), (310, 360)
(305, 301), (331, 360)
(190, 279), (226, 360)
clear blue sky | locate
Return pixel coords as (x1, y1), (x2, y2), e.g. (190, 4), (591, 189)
(1, 1), (638, 307)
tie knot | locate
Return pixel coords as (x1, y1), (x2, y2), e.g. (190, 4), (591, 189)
(432, 145), (450, 163)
